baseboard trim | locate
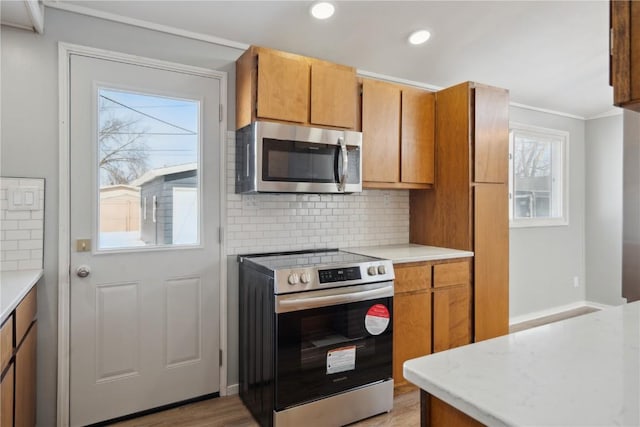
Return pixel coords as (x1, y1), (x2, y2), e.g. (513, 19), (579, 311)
(227, 383), (239, 395)
(509, 300), (615, 326)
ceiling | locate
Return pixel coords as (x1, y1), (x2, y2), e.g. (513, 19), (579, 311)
(54, 0), (615, 119)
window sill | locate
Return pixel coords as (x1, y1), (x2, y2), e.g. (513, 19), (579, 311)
(509, 218), (569, 228)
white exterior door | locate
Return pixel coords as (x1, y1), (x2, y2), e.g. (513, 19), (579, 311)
(68, 53), (221, 426)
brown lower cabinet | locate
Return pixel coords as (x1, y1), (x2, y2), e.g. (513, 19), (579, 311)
(0, 287), (37, 427)
(14, 323), (36, 427)
(393, 259), (472, 389)
(1, 365), (14, 427)
(425, 392), (484, 427)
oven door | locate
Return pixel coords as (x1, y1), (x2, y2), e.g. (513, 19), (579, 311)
(274, 282), (393, 411)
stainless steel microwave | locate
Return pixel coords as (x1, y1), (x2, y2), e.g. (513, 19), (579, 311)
(235, 121), (362, 194)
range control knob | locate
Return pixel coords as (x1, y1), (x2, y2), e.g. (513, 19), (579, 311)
(377, 265), (387, 275)
(300, 272), (312, 284)
(367, 266), (378, 276)
(288, 273), (300, 285)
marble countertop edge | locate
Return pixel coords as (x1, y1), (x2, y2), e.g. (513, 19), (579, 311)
(345, 243), (474, 264)
(403, 364), (513, 427)
(1, 269), (43, 324)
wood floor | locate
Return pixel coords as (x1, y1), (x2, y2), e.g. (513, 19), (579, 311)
(110, 306), (599, 427)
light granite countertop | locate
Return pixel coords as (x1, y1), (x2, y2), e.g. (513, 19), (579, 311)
(345, 244), (473, 263)
(404, 302), (639, 426)
(1, 269), (42, 324)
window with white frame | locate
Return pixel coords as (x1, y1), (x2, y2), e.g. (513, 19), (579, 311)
(508, 123), (568, 227)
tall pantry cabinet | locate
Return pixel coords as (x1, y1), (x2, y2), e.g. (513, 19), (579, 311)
(410, 82), (510, 342)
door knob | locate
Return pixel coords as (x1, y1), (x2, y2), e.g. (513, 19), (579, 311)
(76, 265), (91, 278)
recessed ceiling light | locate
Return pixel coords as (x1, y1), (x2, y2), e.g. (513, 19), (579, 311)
(408, 30), (431, 45)
(310, 2), (335, 20)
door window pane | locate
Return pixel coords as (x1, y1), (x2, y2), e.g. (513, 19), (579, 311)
(98, 88), (200, 249)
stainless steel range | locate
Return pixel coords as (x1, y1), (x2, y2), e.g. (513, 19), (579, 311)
(238, 249), (395, 427)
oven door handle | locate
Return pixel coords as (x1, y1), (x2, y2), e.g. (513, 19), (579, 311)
(277, 284), (393, 313)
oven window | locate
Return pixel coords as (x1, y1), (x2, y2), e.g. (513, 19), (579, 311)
(275, 297), (392, 410)
(263, 138), (338, 183)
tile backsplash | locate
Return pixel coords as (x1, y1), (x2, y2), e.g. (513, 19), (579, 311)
(0, 177), (45, 271)
(225, 132), (409, 255)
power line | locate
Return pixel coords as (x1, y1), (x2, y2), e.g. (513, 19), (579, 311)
(100, 94), (197, 135)
(100, 132), (197, 136)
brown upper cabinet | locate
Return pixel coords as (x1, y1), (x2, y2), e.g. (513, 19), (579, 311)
(610, 0), (640, 112)
(474, 86), (509, 183)
(410, 82), (509, 342)
(361, 79), (435, 189)
(236, 46), (358, 129)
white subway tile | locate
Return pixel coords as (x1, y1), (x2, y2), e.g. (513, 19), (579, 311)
(1, 261), (18, 271)
(1, 221), (18, 230)
(2, 241), (18, 251)
(5, 211), (31, 221)
(4, 230), (30, 240)
(4, 250), (30, 261)
(19, 259), (42, 270)
(19, 240), (42, 250)
(18, 220), (42, 230)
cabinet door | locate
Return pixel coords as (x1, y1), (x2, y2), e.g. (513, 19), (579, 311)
(1, 364), (14, 427)
(433, 285), (471, 353)
(611, 0), (640, 111)
(362, 79), (401, 183)
(401, 89), (435, 184)
(310, 62), (356, 129)
(473, 86), (509, 184)
(474, 184), (509, 341)
(15, 288), (36, 345)
(1, 316), (13, 373)
(393, 291), (431, 388)
(15, 322), (36, 427)
(256, 50), (309, 124)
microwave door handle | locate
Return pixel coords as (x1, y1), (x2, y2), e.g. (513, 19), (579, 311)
(338, 137), (348, 192)
(246, 142), (251, 178)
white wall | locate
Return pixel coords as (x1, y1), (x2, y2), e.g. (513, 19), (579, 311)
(585, 114), (625, 306)
(1, 8), (243, 424)
(509, 106), (587, 318)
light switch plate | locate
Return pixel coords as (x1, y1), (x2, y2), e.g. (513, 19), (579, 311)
(8, 186), (40, 211)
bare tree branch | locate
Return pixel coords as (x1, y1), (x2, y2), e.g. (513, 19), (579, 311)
(98, 99), (149, 185)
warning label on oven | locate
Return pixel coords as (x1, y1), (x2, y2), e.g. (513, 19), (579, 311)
(365, 304), (390, 335)
(326, 345), (356, 374)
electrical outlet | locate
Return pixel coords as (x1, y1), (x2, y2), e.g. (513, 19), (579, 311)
(383, 192), (390, 207)
(573, 276), (580, 288)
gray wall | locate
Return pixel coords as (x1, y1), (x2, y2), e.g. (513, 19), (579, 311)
(623, 109), (640, 301)
(1, 8), (242, 424)
(2, 5), (629, 422)
(509, 106), (587, 318)
(585, 114), (625, 306)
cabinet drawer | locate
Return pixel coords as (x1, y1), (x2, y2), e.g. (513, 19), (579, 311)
(1, 316), (12, 373)
(394, 263), (432, 293)
(15, 288), (36, 345)
(433, 261), (470, 288)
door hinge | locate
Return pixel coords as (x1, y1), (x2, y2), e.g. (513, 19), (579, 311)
(218, 226), (224, 244)
(219, 349), (223, 366)
(219, 104), (223, 122)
